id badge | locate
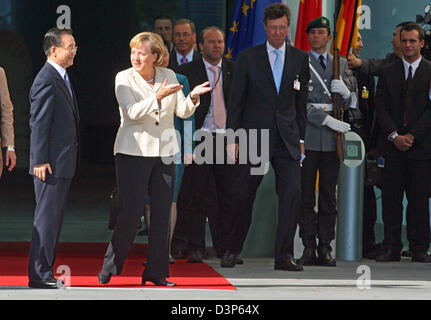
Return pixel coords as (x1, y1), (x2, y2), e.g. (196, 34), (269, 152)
(361, 86), (369, 99)
(294, 79), (301, 91)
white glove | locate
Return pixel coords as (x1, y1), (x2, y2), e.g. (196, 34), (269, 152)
(323, 115), (351, 133)
(331, 79), (351, 99)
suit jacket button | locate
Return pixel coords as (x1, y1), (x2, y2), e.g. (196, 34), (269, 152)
(155, 111), (159, 115)
(155, 121), (159, 126)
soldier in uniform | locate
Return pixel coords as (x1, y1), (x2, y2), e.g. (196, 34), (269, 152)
(298, 17), (353, 267)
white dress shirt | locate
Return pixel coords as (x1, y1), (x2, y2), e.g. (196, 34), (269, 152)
(266, 41), (285, 72)
(176, 48), (195, 65)
(402, 56), (421, 79)
(47, 59), (67, 79)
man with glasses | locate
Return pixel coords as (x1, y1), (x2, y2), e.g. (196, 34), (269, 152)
(28, 28), (80, 289)
(169, 18), (200, 71)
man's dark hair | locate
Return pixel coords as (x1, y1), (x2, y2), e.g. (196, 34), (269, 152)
(263, 3), (291, 26)
(199, 26), (225, 44)
(152, 15), (173, 29)
(43, 28), (73, 57)
(174, 18), (196, 34)
(400, 22), (425, 41)
(396, 21), (414, 29)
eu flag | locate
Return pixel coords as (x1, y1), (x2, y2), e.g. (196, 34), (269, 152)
(224, 0), (282, 61)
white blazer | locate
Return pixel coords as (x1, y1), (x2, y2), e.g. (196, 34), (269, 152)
(113, 67), (199, 157)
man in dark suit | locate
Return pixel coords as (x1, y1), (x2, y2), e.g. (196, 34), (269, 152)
(347, 22), (413, 76)
(28, 28), (79, 289)
(168, 18), (200, 71)
(223, 3), (309, 271)
(172, 26), (236, 263)
(375, 23), (431, 263)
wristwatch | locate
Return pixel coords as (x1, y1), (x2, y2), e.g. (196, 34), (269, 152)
(388, 132), (399, 142)
(7, 146), (15, 152)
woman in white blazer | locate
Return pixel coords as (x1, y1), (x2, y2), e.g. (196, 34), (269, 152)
(98, 32), (210, 287)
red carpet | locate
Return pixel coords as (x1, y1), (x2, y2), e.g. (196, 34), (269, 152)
(0, 242), (236, 290)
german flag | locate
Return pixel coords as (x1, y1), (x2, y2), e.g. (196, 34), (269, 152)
(333, 0), (362, 57)
(294, 0), (322, 51)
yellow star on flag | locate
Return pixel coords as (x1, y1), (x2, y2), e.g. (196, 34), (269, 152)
(230, 21), (239, 34)
(250, 0), (256, 9)
(224, 48), (233, 60)
(241, 0), (250, 16)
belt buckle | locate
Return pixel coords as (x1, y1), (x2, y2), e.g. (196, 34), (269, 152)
(322, 104), (328, 112)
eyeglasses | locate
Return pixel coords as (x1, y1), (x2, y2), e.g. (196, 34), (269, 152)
(173, 32), (192, 38)
(60, 45), (78, 53)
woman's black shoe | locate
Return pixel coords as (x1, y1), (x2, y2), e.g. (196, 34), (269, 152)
(141, 277), (176, 286)
(98, 271), (112, 284)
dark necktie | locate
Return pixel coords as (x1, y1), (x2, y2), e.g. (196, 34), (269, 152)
(319, 55), (326, 70)
(63, 73), (73, 99)
(180, 56), (188, 64)
(404, 65), (413, 125)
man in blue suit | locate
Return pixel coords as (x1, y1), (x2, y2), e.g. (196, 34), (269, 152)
(28, 28), (79, 289)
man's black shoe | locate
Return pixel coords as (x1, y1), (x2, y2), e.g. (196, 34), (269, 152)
(188, 250), (203, 263)
(375, 248), (401, 262)
(171, 249), (188, 259)
(221, 252), (237, 268)
(297, 247), (317, 265)
(28, 278), (59, 289)
(411, 252), (431, 262)
(274, 257), (304, 271)
(317, 248), (336, 266)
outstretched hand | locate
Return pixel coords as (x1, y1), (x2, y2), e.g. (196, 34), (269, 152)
(156, 79), (183, 103)
(190, 81), (211, 100)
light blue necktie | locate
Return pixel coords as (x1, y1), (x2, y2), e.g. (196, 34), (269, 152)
(273, 49), (282, 94)
(63, 72), (73, 98)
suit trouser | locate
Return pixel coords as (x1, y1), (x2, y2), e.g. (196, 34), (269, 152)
(28, 176), (72, 281)
(225, 133), (301, 262)
(380, 154), (430, 253)
(363, 185), (377, 250)
(173, 134), (239, 256)
(299, 150), (339, 244)
(101, 153), (175, 279)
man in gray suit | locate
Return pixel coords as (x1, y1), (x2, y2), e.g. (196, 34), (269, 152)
(297, 17), (353, 267)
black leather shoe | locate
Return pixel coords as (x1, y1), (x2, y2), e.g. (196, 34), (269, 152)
(317, 248), (336, 266)
(411, 252), (431, 262)
(363, 243), (383, 259)
(274, 257), (304, 271)
(297, 247), (317, 265)
(188, 250), (203, 263)
(235, 256), (244, 265)
(98, 271), (112, 284)
(221, 252), (237, 268)
(141, 277), (176, 286)
(375, 248), (401, 262)
(28, 278), (59, 289)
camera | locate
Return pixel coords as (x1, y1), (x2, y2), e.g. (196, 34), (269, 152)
(416, 4), (431, 60)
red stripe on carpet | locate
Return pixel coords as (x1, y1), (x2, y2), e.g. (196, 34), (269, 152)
(0, 242), (236, 290)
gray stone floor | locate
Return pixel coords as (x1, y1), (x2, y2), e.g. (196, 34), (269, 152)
(1, 257), (431, 300)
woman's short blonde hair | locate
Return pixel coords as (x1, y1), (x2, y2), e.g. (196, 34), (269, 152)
(129, 32), (166, 67)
